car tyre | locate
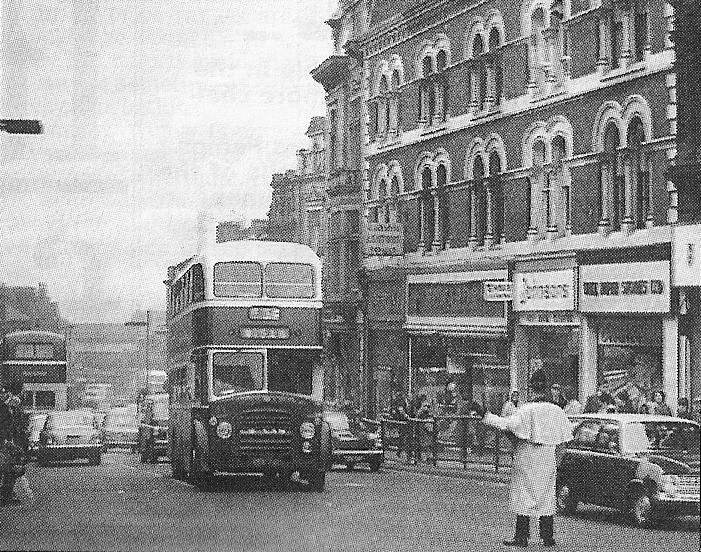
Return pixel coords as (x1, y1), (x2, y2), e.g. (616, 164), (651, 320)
(628, 493), (654, 528)
(369, 459), (382, 472)
(90, 453), (102, 466)
(37, 452), (48, 467)
(188, 447), (211, 490)
(556, 482), (578, 515)
(345, 462), (355, 471)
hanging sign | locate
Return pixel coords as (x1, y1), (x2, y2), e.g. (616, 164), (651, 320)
(365, 222), (403, 257)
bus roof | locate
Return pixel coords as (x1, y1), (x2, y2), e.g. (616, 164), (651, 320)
(167, 240), (321, 284)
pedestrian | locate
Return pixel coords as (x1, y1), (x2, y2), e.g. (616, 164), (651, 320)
(651, 390), (672, 416)
(501, 390), (520, 417)
(676, 398), (692, 420)
(583, 386), (606, 413)
(0, 383), (26, 506)
(562, 386), (583, 415)
(614, 390), (636, 413)
(549, 383), (567, 409)
(482, 369), (572, 548)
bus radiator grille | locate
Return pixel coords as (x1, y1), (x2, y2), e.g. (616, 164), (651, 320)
(237, 409), (293, 453)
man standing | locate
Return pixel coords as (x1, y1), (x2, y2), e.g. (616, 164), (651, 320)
(482, 369), (573, 547)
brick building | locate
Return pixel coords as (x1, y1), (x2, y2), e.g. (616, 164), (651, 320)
(309, 0), (699, 416)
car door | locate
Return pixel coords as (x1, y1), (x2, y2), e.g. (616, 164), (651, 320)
(591, 422), (630, 507)
(562, 419), (603, 504)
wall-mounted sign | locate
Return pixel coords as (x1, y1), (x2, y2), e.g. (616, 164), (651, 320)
(519, 312), (578, 326)
(513, 270), (575, 311)
(579, 261), (670, 313)
(365, 222), (403, 257)
(483, 281), (512, 302)
(672, 224), (701, 287)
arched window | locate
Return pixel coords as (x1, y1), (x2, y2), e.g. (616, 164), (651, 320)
(488, 151), (503, 245)
(378, 75), (390, 135)
(419, 56), (435, 124)
(550, 1), (567, 83)
(390, 69), (401, 134)
(530, 7), (548, 91)
(627, 117), (649, 229)
(471, 35), (485, 111)
(531, 141), (547, 235)
(601, 123), (622, 230)
(390, 175), (400, 223)
(421, 167), (435, 250)
(471, 157), (487, 246)
(422, 56), (433, 77)
(488, 28), (503, 107)
(436, 163), (449, 248)
(551, 135), (568, 236)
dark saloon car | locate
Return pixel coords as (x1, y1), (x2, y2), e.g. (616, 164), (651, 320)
(37, 410), (103, 466)
(138, 395), (170, 463)
(557, 414), (700, 527)
(324, 410), (383, 471)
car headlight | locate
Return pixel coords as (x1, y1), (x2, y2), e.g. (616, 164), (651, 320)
(660, 474), (680, 497)
(208, 416), (218, 427)
(216, 421), (232, 439)
(300, 422), (315, 440)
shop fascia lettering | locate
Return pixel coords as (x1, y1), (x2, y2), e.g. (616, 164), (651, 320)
(513, 269), (575, 311)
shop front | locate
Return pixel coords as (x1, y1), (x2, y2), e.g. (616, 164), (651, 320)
(512, 264), (579, 398)
(578, 257), (675, 411)
(404, 268), (510, 414)
(673, 223), (701, 401)
(365, 272), (407, 418)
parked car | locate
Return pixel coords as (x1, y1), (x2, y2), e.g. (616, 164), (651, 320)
(557, 413), (700, 527)
(138, 395), (170, 463)
(27, 413), (48, 458)
(324, 409), (383, 471)
(102, 406), (139, 451)
(37, 410), (103, 466)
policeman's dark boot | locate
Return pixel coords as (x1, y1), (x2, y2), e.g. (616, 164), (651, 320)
(539, 515), (555, 547)
(503, 515), (529, 547)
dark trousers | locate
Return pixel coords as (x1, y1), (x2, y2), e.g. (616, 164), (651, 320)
(513, 515), (554, 542)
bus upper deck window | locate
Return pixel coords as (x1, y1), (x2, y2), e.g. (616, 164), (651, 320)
(214, 262), (262, 298)
(264, 263), (314, 299)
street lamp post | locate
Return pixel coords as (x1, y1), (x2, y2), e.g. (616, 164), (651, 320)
(125, 310), (151, 399)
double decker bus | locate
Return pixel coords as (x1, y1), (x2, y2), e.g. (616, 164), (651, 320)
(0, 330), (67, 412)
(165, 240), (329, 490)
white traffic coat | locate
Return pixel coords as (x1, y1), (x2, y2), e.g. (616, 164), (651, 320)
(484, 401), (572, 517)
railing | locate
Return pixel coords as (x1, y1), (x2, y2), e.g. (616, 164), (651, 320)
(374, 415), (513, 473)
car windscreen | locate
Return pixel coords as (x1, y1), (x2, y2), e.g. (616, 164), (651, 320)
(211, 351), (264, 396)
(105, 415), (137, 428)
(623, 421), (701, 454)
(325, 412), (350, 431)
(266, 349), (315, 395)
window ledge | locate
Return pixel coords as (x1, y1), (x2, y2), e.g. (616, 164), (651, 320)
(600, 63), (646, 83)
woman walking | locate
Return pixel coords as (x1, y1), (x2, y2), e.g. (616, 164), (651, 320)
(482, 369), (572, 547)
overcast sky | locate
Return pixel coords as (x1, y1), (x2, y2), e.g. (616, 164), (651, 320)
(0, 0), (335, 323)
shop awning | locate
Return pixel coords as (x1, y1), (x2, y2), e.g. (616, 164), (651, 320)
(404, 316), (507, 338)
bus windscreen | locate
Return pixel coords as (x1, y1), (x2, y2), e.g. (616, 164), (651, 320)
(212, 351), (264, 396)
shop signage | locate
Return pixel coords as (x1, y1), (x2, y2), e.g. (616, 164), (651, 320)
(579, 261), (670, 313)
(672, 224), (701, 287)
(519, 312), (578, 326)
(483, 281), (512, 302)
(365, 222), (403, 257)
(407, 281), (504, 319)
(513, 270), (575, 311)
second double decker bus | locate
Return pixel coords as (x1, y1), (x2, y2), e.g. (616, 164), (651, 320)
(0, 330), (67, 412)
(165, 240), (329, 490)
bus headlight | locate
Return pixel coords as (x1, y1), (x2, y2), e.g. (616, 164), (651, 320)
(216, 421), (232, 439)
(300, 422), (315, 440)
